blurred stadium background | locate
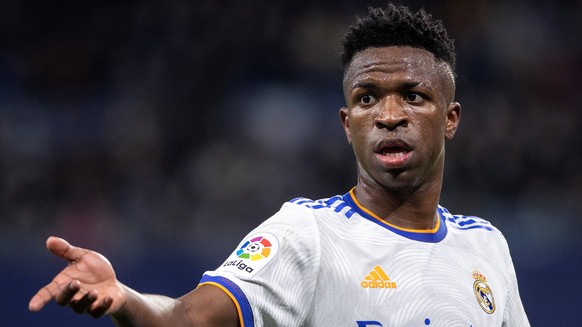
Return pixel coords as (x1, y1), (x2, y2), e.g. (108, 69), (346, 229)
(2, 0), (580, 325)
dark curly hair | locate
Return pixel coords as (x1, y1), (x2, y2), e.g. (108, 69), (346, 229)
(341, 3), (456, 74)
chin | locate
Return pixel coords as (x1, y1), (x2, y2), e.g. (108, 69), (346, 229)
(378, 172), (418, 194)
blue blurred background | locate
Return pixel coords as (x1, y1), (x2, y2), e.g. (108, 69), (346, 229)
(2, 0), (580, 325)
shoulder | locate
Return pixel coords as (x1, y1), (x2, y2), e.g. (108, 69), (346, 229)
(258, 194), (353, 238)
(288, 195), (344, 209)
(439, 205), (512, 252)
(287, 194), (359, 218)
(439, 205), (500, 233)
(249, 195), (338, 242)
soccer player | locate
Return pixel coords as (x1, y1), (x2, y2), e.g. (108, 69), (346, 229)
(29, 3), (530, 326)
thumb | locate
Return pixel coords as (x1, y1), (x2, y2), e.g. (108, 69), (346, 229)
(46, 236), (86, 262)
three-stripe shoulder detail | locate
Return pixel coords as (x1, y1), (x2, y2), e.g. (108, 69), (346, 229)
(289, 196), (357, 218)
(438, 206), (495, 231)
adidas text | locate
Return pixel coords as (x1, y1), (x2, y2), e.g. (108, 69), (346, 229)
(360, 280), (397, 289)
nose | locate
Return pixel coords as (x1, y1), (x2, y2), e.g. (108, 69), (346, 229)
(375, 96), (408, 130)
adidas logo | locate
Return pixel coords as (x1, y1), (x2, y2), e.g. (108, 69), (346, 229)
(360, 265), (397, 289)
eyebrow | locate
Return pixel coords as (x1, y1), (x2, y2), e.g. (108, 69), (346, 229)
(352, 81), (422, 91)
(352, 82), (380, 91)
(401, 81), (421, 89)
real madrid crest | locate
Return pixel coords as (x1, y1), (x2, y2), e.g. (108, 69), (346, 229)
(473, 271), (495, 314)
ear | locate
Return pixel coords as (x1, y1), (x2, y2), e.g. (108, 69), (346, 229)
(445, 102), (461, 140)
(339, 107), (351, 144)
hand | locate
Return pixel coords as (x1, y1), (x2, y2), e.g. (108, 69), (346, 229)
(29, 236), (127, 318)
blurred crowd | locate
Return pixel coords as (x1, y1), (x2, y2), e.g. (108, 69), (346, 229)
(1, 0), (581, 270)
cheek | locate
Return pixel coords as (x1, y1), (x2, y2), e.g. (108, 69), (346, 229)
(346, 113), (369, 142)
(349, 128), (366, 153)
(347, 120), (372, 158)
(414, 113), (448, 153)
(419, 110), (447, 136)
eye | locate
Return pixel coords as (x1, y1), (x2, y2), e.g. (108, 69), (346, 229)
(404, 93), (423, 103)
(358, 93), (377, 105)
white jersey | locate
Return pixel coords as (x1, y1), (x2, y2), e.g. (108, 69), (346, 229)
(199, 189), (530, 327)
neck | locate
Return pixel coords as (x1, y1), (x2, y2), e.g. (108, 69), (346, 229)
(353, 174), (443, 231)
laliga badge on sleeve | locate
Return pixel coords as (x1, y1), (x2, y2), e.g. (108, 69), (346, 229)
(219, 232), (280, 277)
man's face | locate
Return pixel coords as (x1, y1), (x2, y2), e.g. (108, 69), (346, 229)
(340, 46), (461, 194)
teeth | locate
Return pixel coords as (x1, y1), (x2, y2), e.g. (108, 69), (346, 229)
(382, 151), (406, 158)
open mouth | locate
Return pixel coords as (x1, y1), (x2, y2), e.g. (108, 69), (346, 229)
(375, 140), (413, 168)
(378, 146), (410, 158)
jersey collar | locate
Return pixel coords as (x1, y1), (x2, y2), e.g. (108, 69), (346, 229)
(342, 188), (448, 243)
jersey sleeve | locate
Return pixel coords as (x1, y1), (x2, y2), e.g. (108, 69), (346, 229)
(500, 235), (531, 327)
(198, 202), (321, 327)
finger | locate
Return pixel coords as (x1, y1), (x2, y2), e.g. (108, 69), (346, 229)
(46, 236), (87, 262)
(29, 285), (54, 312)
(71, 290), (98, 314)
(55, 280), (81, 306)
(29, 274), (74, 312)
(88, 296), (113, 318)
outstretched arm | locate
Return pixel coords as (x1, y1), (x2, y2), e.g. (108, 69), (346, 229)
(29, 236), (239, 327)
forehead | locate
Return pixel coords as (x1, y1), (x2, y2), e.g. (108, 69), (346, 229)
(343, 46), (454, 92)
